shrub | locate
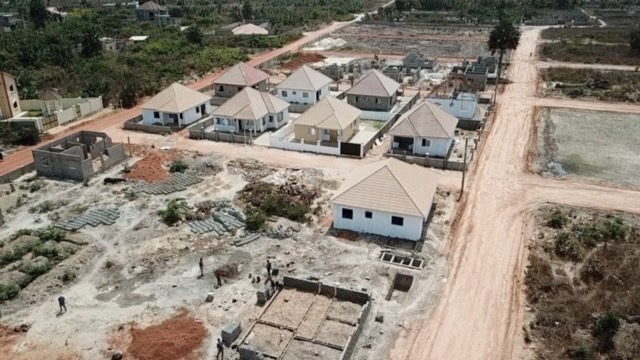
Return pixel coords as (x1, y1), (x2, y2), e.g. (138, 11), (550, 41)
(547, 209), (568, 229)
(566, 346), (594, 360)
(124, 189), (138, 201)
(158, 199), (183, 226)
(601, 218), (627, 240)
(28, 180), (45, 193)
(20, 261), (53, 277)
(554, 232), (583, 261)
(169, 160), (189, 173)
(592, 311), (620, 352)
(245, 208), (266, 231)
(62, 268), (77, 283)
(0, 283), (20, 302)
(35, 226), (66, 242)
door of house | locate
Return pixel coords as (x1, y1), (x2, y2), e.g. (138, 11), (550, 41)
(200, 104), (205, 115)
(329, 130), (337, 142)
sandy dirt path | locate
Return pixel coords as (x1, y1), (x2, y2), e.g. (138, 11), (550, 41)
(394, 26), (640, 360)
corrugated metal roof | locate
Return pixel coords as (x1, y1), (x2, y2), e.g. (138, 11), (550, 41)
(232, 23), (268, 35)
(212, 87), (288, 120)
(388, 100), (458, 139)
(293, 96), (360, 130)
(137, 1), (166, 11)
(214, 62), (269, 87)
(345, 69), (400, 97)
(332, 158), (439, 218)
(276, 65), (332, 92)
(141, 83), (212, 113)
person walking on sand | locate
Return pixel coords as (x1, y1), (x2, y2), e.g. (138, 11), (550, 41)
(199, 257), (204, 278)
(215, 269), (222, 287)
(58, 295), (67, 314)
(266, 259), (272, 279)
(216, 338), (224, 359)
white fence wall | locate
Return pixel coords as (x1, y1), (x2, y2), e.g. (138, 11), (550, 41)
(359, 110), (394, 121)
(19, 100), (43, 111)
(269, 123), (340, 155)
(79, 101), (92, 116)
(57, 107), (77, 125)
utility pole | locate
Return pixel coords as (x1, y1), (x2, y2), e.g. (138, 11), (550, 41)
(460, 137), (469, 197)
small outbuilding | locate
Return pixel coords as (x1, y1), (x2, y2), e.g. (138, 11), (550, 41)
(141, 83), (212, 127)
(387, 100), (458, 157)
(331, 158), (440, 241)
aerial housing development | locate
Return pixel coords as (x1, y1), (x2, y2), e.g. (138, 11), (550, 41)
(1, 1), (640, 360)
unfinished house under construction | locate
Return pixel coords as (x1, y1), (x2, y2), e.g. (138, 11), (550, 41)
(32, 131), (125, 181)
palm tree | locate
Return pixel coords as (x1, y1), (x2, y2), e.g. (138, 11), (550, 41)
(488, 18), (520, 101)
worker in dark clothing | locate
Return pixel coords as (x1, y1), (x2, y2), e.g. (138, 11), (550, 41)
(215, 269), (222, 287)
(269, 278), (275, 292)
(266, 259), (272, 279)
(58, 296), (67, 314)
(216, 338), (224, 359)
(199, 257), (204, 278)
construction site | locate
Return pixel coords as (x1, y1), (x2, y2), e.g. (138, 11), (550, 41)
(1, 8), (640, 360)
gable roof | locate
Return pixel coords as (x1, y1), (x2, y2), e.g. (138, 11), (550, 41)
(39, 88), (62, 101)
(346, 70), (400, 97)
(388, 100), (458, 139)
(142, 83), (211, 113)
(232, 23), (268, 35)
(276, 65), (332, 92)
(332, 158), (439, 218)
(214, 62), (269, 87)
(212, 87), (288, 120)
(293, 96), (360, 130)
(137, 1), (166, 11)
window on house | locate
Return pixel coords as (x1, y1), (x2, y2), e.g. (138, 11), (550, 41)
(216, 118), (222, 124)
(269, 115), (274, 123)
(196, 107), (200, 114)
(323, 129), (330, 135)
(282, 91), (288, 97)
(292, 91), (297, 95)
(179, 113), (183, 120)
(238, 86), (244, 92)
(303, 92), (309, 98)
(218, 85), (224, 92)
(277, 112), (283, 121)
(12, 100), (17, 109)
(391, 216), (404, 226)
(262, 117), (266, 126)
(354, 96), (359, 103)
(308, 127), (315, 135)
(422, 139), (430, 147)
(342, 208), (353, 219)
(9, 84), (14, 92)
(365, 211), (372, 219)
(154, 111), (160, 118)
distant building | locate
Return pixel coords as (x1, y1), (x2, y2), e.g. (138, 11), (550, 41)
(0, 72), (21, 119)
(0, 13), (18, 32)
(403, 53), (438, 70)
(232, 23), (268, 35)
(213, 62), (269, 98)
(451, 63), (489, 91)
(136, 1), (169, 22)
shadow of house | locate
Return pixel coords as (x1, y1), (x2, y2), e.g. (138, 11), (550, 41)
(32, 131), (125, 181)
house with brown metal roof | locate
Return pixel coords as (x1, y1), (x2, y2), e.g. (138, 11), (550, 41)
(345, 70), (400, 112)
(387, 100), (459, 157)
(212, 87), (289, 134)
(276, 65), (333, 106)
(331, 157), (440, 240)
(136, 1), (168, 21)
(213, 62), (269, 98)
(292, 96), (361, 144)
(142, 83), (212, 126)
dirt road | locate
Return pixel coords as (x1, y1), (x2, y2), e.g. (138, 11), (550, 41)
(394, 27), (640, 360)
(0, 20), (355, 179)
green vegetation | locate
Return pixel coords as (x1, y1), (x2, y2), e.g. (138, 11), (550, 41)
(245, 207), (267, 231)
(488, 18), (521, 85)
(0, 283), (20, 301)
(543, 68), (640, 103)
(169, 159), (189, 173)
(62, 268), (77, 283)
(541, 42), (640, 66)
(0, 125), (41, 146)
(525, 208), (640, 359)
(158, 199), (184, 226)
(541, 27), (632, 44)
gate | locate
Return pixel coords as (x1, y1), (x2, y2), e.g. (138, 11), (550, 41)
(340, 142), (362, 157)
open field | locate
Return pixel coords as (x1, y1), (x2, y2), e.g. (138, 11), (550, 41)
(329, 23), (490, 57)
(540, 27), (632, 44)
(534, 108), (640, 189)
(541, 68), (640, 103)
(0, 146), (456, 359)
(540, 43), (640, 66)
(592, 9), (640, 26)
(525, 206), (640, 359)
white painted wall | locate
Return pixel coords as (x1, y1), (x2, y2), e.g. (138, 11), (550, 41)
(56, 107), (77, 125)
(277, 85), (329, 105)
(213, 109), (288, 133)
(142, 101), (210, 126)
(411, 136), (452, 157)
(429, 93), (477, 120)
(332, 204), (425, 241)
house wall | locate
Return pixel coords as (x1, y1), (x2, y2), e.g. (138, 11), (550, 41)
(277, 84), (329, 105)
(409, 136), (453, 157)
(429, 94), (477, 120)
(0, 73), (21, 119)
(465, 73), (487, 91)
(213, 108), (287, 133)
(214, 80), (268, 98)
(142, 101), (209, 126)
(294, 124), (319, 143)
(347, 93), (396, 112)
(32, 146), (93, 181)
(332, 204), (425, 241)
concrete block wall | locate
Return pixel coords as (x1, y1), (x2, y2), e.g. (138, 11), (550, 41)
(340, 301), (371, 360)
(319, 283), (337, 297)
(335, 287), (370, 305)
(282, 276), (320, 293)
(32, 149), (91, 181)
(102, 143), (125, 169)
(238, 345), (265, 360)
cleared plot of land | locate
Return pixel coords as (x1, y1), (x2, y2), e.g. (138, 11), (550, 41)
(332, 23), (490, 57)
(260, 288), (315, 329)
(535, 108), (640, 189)
(542, 68), (640, 103)
(327, 299), (363, 324)
(296, 295), (333, 339)
(248, 323), (293, 356)
(316, 319), (354, 348)
(593, 10), (640, 26)
(540, 27), (632, 43)
(525, 206), (640, 359)
(540, 43), (640, 66)
(281, 339), (342, 360)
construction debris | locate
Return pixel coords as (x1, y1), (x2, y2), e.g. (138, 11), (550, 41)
(189, 200), (245, 235)
(56, 208), (120, 231)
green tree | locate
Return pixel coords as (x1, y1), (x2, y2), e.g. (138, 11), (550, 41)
(186, 25), (204, 45)
(488, 18), (520, 95)
(80, 27), (103, 58)
(241, 1), (253, 20)
(29, 0), (48, 29)
(630, 27), (640, 52)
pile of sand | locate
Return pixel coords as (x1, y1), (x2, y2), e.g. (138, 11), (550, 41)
(127, 312), (207, 360)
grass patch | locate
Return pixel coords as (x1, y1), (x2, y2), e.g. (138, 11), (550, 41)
(541, 27), (632, 44)
(543, 68), (640, 103)
(540, 43), (640, 66)
(158, 199), (185, 226)
(0, 283), (20, 301)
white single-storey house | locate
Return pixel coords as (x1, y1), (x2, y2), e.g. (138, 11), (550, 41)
(331, 158), (440, 241)
(141, 83), (212, 127)
(276, 65), (332, 105)
(212, 87), (289, 134)
(387, 100), (458, 157)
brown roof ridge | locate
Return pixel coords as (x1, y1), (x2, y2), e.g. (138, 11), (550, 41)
(385, 161), (423, 217)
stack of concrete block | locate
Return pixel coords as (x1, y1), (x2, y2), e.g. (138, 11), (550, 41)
(189, 202), (245, 235)
(256, 286), (273, 305)
(56, 208), (120, 231)
(221, 321), (242, 345)
(134, 173), (203, 195)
